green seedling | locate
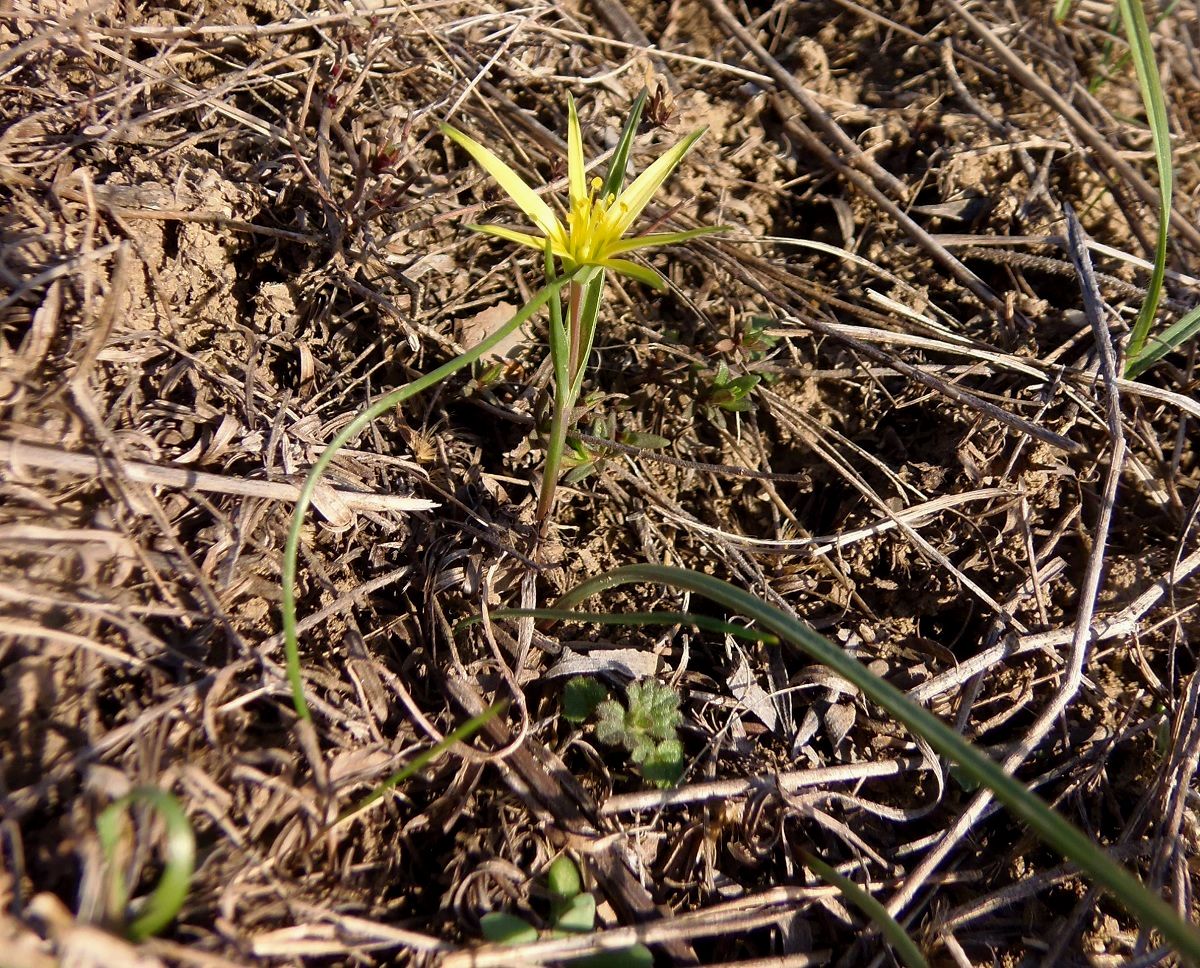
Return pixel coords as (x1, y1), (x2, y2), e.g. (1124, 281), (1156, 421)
(562, 413), (669, 485)
(1057, 0), (1196, 378)
(97, 788), (196, 942)
(564, 676), (684, 788)
(714, 314), (779, 362)
(700, 360), (760, 416)
(1116, 0), (1187, 378)
(334, 702), (506, 826)
(480, 856), (653, 967)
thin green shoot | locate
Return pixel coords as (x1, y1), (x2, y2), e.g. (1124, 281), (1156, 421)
(96, 787), (196, 942)
(1117, 0), (1173, 377)
(1126, 303), (1200, 377)
(1071, 0), (1180, 93)
(801, 850), (929, 968)
(456, 607), (779, 644)
(334, 702), (506, 826)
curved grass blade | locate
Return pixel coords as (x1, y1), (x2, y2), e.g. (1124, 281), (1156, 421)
(457, 607), (779, 645)
(801, 850), (929, 968)
(282, 266), (599, 721)
(1126, 303), (1200, 378)
(334, 702), (506, 825)
(1117, 0), (1173, 376)
(552, 564), (1200, 963)
(97, 788), (196, 942)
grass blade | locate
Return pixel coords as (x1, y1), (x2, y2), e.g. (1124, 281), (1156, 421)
(97, 788), (196, 941)
(552, 564), (1200, 963)
(1117, 0), (1173, 375)
(603, 88), (648, 199)
(1126, 303), (1200, 378)
(801, 850), (929, 968)
(458, 607), (778, 644)
(335, 702), (506, 825)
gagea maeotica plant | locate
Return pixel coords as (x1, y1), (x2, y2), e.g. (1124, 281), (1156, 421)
(279, 90), (720, 722)
(441, 90), (724, 531)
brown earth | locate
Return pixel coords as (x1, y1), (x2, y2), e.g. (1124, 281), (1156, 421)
(2, 0), (1200, 965)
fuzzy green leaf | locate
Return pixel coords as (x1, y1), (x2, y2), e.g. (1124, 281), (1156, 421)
(641, 739), (685, 788)
(563, 677), (609, 724)
(594, 698), (629, 747)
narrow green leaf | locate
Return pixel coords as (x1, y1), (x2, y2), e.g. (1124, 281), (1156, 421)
(802, 850), (929, 968)
(603, 88), (649, 199)
(1117, 0), (1173, 376)
(552, 564), (1200, 964)
(457, 607), (779, 645)
(619, 431), (670, 450)
(97, 787), (196, 941)
(336, 703), (506, 824)
(563, 461), (599, 485)
(1125, 303), (1200, 378)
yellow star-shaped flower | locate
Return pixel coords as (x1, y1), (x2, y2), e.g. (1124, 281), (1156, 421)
(440, 95), (722, 289)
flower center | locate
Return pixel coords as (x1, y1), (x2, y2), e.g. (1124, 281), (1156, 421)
(565, 177), (624, 264)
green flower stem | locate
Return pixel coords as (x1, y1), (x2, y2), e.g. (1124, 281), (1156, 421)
(537, 278), (578, 531)
(553, 564), (1200, 964)
(536, 269), (606, 533)
(282, 267), (596, 721)
(566, 278), (585, 387)
(572, 270), (606, 402)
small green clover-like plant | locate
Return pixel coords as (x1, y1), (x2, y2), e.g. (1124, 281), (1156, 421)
(480, 856), (653, 967)
(592, 679), (685, 788)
